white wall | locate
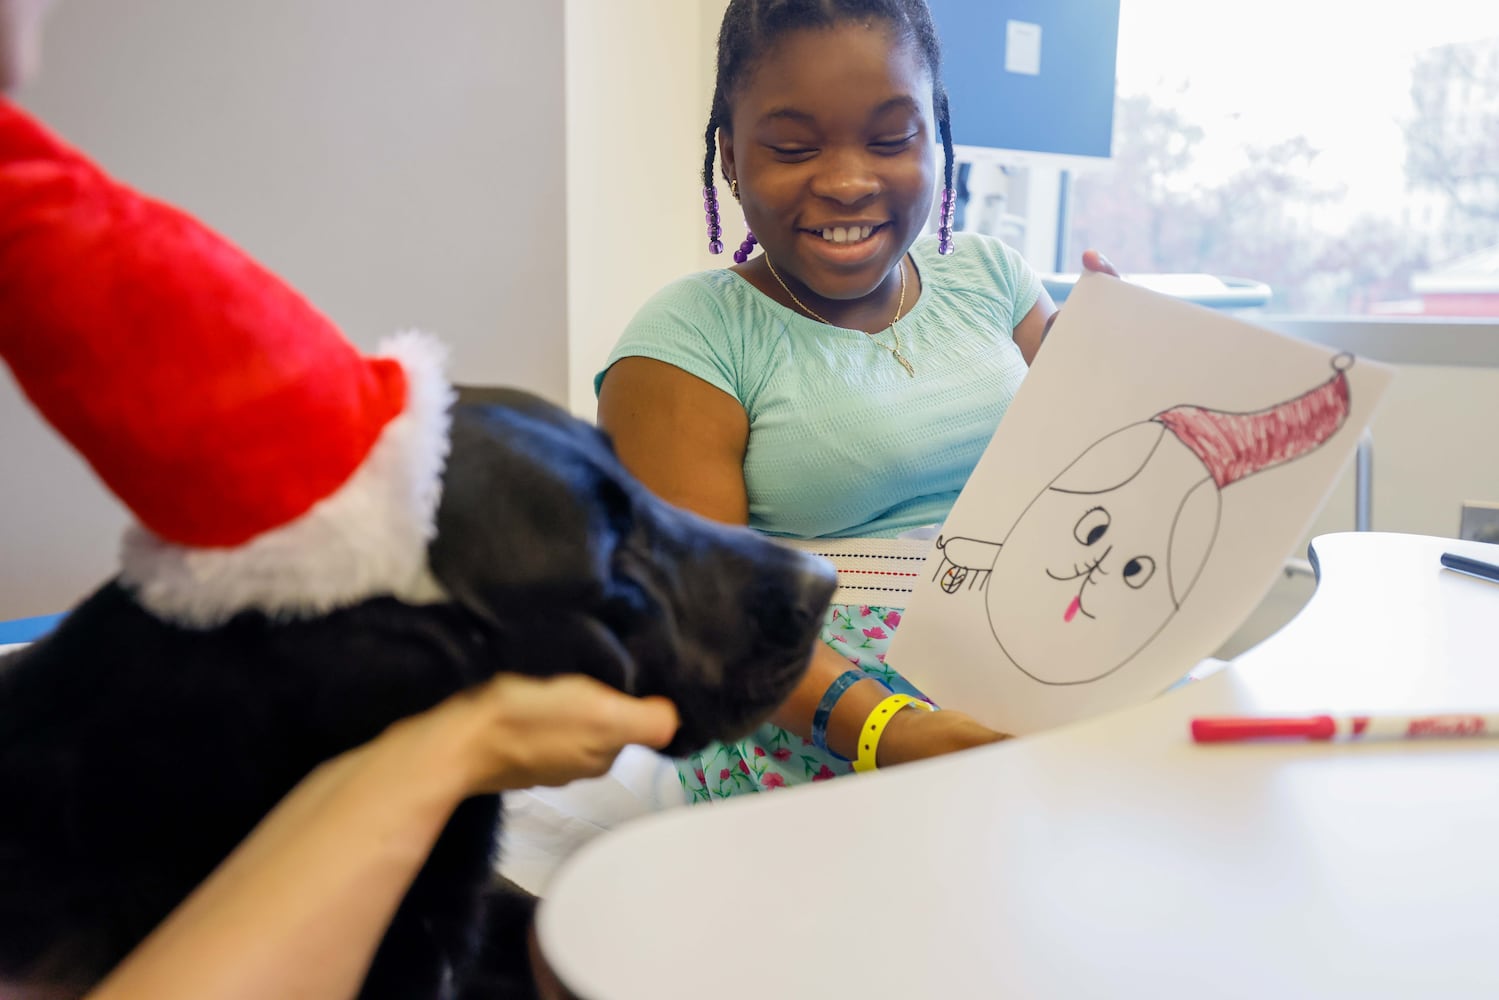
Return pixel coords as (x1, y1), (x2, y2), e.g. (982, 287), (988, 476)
(1, 0), (566, 618)
(563, 0), (728, 418)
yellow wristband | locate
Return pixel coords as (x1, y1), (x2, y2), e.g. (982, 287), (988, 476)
(852, 693), (936, 773)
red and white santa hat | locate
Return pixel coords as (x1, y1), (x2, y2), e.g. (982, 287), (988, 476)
(1154, 354), (1354, 489)
(0, 99), (453, 626)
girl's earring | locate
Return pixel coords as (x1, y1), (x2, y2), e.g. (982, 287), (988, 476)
(730, 177), (740, 200)
(938, 186), (956, 256)
(704, 185), (724, 255)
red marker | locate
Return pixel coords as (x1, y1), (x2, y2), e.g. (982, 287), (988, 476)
(1191, 712), (1499, 744)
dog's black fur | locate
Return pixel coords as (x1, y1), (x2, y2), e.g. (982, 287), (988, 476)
(0, 387), (835, 999)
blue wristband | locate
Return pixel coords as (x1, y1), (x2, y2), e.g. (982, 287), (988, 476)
(811, 669), (881, 761)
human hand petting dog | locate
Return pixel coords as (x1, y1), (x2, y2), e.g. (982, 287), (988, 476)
(421, 673), (681, 794)
(80, 676), (677, 1000)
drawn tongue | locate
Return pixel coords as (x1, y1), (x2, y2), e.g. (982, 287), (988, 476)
(1064, 595), (1081, 623)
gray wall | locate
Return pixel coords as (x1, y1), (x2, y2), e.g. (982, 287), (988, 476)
(1, 0), (566, 618)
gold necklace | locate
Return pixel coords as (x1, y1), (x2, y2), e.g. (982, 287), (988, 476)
(763, 254), (914, 377)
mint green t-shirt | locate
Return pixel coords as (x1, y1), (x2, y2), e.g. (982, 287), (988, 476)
(595, 232), (1041, 539)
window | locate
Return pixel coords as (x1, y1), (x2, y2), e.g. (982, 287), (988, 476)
(1065, 1), (1499, 317)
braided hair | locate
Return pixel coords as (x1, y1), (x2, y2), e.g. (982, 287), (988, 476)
(702, 0), (955, 208)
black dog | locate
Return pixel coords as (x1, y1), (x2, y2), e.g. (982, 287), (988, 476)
(0, 387), (836, 999)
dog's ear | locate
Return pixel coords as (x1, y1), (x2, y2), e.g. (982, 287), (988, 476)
(499, 611), (637, 691)
(429, 400), (629, 624)
(454, 385), (624, 469)
(452, 384), (531, 410)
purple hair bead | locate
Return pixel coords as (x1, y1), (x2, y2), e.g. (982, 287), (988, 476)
(704, 184), (725, 253)
(733, 230), (757, 263)
(937, 185), (956, 255)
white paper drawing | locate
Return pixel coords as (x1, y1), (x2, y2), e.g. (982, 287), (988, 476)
(886, 274), (1394, 735)
(931, 352), (1354, 686)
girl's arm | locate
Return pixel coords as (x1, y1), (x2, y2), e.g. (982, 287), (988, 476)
(598, 356), (1005, 764)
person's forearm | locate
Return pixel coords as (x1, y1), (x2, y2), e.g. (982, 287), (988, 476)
(769, 641), (899, 761)
(771, 636), (998, 768)
(86, 712), (472, 1000)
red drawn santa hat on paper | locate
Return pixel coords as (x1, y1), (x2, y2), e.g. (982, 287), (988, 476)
(1153, 354), (1354, 489)
(0, 100), (453, 626)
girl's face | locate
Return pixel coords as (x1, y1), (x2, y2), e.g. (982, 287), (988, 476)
(720, 21), (937, 308)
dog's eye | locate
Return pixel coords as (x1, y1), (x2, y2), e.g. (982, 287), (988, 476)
(591, 473), (638, 541)
(597, 575), (655, 632)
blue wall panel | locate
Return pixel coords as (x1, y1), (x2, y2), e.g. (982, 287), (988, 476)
(928, 0), (1120, 159)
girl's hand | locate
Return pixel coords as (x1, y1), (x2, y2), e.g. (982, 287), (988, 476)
(1041, 249), (1123, 344)
(1081, 249), (1121, 277)
(873, 704), (1009, 767)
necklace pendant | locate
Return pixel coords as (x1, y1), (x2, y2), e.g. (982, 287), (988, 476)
(892, 350), (915, 378)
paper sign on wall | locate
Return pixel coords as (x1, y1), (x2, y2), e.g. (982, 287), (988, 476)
(1004, 20), (1042, 76)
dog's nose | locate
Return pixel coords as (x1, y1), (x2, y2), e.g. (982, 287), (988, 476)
(742, 548), (836, 642)
(789, 552), (838, 622)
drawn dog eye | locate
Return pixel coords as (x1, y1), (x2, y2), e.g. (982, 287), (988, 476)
(1073, 507), (1110, 546)
(1122, 556), (1156, 589)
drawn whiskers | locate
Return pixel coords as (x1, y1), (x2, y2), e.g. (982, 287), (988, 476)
(1045, 551), (1110, 583)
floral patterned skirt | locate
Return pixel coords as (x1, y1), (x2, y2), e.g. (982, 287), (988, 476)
(675, 603), (924, 801)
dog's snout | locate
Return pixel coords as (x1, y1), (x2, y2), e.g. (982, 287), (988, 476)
(792, 554), (838, 621)
(748, 550), (836, 640)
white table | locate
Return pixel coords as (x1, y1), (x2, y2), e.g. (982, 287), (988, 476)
(539, 532), (1499, 999)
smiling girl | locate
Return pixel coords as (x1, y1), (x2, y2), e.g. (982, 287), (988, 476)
(596, 0), (1115, 798)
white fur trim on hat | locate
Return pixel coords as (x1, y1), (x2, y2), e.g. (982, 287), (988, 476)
(119, 331), (454, 628)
